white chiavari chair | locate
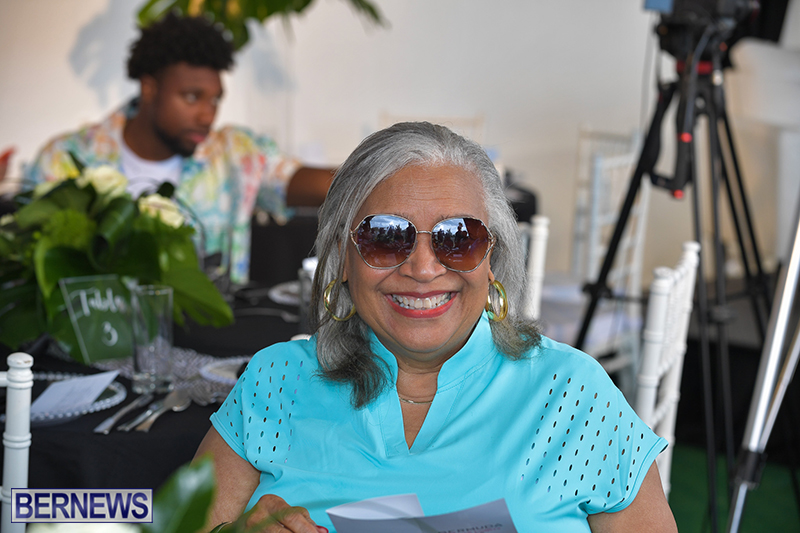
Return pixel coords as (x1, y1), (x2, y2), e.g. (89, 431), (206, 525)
(634, 241), (701, 498)
(540, 128), (646, 397)
(520, 215), (550, 321)
(1, 352), (33, 533)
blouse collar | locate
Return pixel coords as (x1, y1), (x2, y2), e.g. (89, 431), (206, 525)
(367, 311), (496, 393)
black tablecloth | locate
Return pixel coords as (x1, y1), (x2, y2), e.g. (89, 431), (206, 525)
(18, 356), (218, 491)
(0, 298), (300, 492)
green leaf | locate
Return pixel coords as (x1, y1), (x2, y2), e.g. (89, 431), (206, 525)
(137, 0), (173, 27)
(41, 210), (96, 250)
(45, 290), (84, 362)
(142, 457), (216, 533)
(14, 197), (62, 229)
(136, 0), (385, 50)
(16, 181), (95, 229)
(34, 242), (95, 300)
(105, 230), (162, 282)
(46, 180), (96, 212)
(345, 0), (386, 26)
(91, 196), (138, 268)
(0, 281), (42, 349)
(164, 266), (233, 327)
(0, 234), (15, 259)
(226, 18), (250, 52)
(156, 181), (176, 198)
(161, 231), (201, 272)
(96, 196), (138, 246)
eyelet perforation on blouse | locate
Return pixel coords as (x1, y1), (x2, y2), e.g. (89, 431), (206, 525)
(219, 358), (301, 466)
(520, 371), (647, 510)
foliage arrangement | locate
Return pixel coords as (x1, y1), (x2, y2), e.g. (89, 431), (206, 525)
(0, 163), (233, 359)
(137, 0), (386, 51)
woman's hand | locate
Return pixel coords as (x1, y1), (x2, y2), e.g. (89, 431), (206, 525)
(194, 428), (329, 533)
(240, 494), (327, 532)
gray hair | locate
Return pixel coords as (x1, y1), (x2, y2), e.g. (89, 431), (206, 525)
(310, 122), (540, 408)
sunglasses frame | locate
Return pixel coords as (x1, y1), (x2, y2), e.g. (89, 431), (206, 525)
(349, 214), (496, 273)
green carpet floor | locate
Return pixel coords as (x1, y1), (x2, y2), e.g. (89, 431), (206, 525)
(670, 444), (800, 532)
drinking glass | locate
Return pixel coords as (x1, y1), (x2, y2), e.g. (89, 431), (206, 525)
(132, 285), (174, 394)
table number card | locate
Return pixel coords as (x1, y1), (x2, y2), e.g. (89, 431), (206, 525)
(59, 275), (134, 364)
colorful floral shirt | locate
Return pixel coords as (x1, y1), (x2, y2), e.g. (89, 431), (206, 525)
(25, 100), (300, 284)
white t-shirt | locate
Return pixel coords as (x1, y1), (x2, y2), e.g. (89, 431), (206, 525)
(120, 139), (182, 198)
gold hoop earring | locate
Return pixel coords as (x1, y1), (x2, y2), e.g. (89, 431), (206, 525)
(485, 280), (508, 322)
(323, 279), (356, 322)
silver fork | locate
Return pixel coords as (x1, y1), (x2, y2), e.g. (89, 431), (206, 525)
(117, 398), (164, 432)
(135, 390), (192, 432)
(93, 393), (154, 434)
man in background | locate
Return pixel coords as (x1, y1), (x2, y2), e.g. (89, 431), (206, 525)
(26, 13), (332, 284)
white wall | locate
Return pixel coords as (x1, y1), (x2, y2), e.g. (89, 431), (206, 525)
(0, 0), (788, 282)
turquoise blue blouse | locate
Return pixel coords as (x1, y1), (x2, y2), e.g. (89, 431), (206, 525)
(211, 313), (666, 531)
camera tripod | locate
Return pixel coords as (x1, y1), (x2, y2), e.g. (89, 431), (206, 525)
(573, 22), (772, 533)
(727, 193), (800, 532)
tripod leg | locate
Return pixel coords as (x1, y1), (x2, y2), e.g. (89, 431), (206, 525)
(709, 45), (772, 339)
(718, 133), (768, 341)
(719, 98), (772, 339)
(704, 84), (738, 484)
(574, 81), (678, 350)
(691, 124), (721, 533)
(727, 194), (800, 532)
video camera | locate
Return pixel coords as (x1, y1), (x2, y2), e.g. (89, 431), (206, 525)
(645, 0), (756, 60)
(646, 0), (752, 25)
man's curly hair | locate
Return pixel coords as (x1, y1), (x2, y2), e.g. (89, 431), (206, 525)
(127, 12), (234, 79)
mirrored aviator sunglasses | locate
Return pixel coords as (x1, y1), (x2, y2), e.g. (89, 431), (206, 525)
(350, 214), (496, 272)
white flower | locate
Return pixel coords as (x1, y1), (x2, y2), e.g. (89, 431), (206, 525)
(77, 165), (128, 199)
(28, 524), (140, 533)
(0, 213), (13, 226)
(138, 194), (185, 228)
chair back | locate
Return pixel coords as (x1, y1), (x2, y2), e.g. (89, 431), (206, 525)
(520, 215), (549, 320)
(584, 148), (649, 374)
(571, 128), (643, 280)
(634, 242), (701, 498)
(539, 129), (646, 396)
(1, 352), (33, 533)
(578, 129), (649, 349)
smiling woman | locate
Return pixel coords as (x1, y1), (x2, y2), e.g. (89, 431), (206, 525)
(342, 163), (496, 379)
(194, 122), (678, 533)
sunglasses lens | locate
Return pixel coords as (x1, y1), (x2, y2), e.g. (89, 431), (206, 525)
(431, 217), (492, 271)
(354, 215), (416, 268)
(353, 215), (493, 272)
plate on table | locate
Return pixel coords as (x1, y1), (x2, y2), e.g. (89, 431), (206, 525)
(268, 281), (301, 306)
(0, 372), (128, 427)
(199, 356), (252, 386)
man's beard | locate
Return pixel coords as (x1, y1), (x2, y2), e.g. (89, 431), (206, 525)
(154, 124), (196, 158)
